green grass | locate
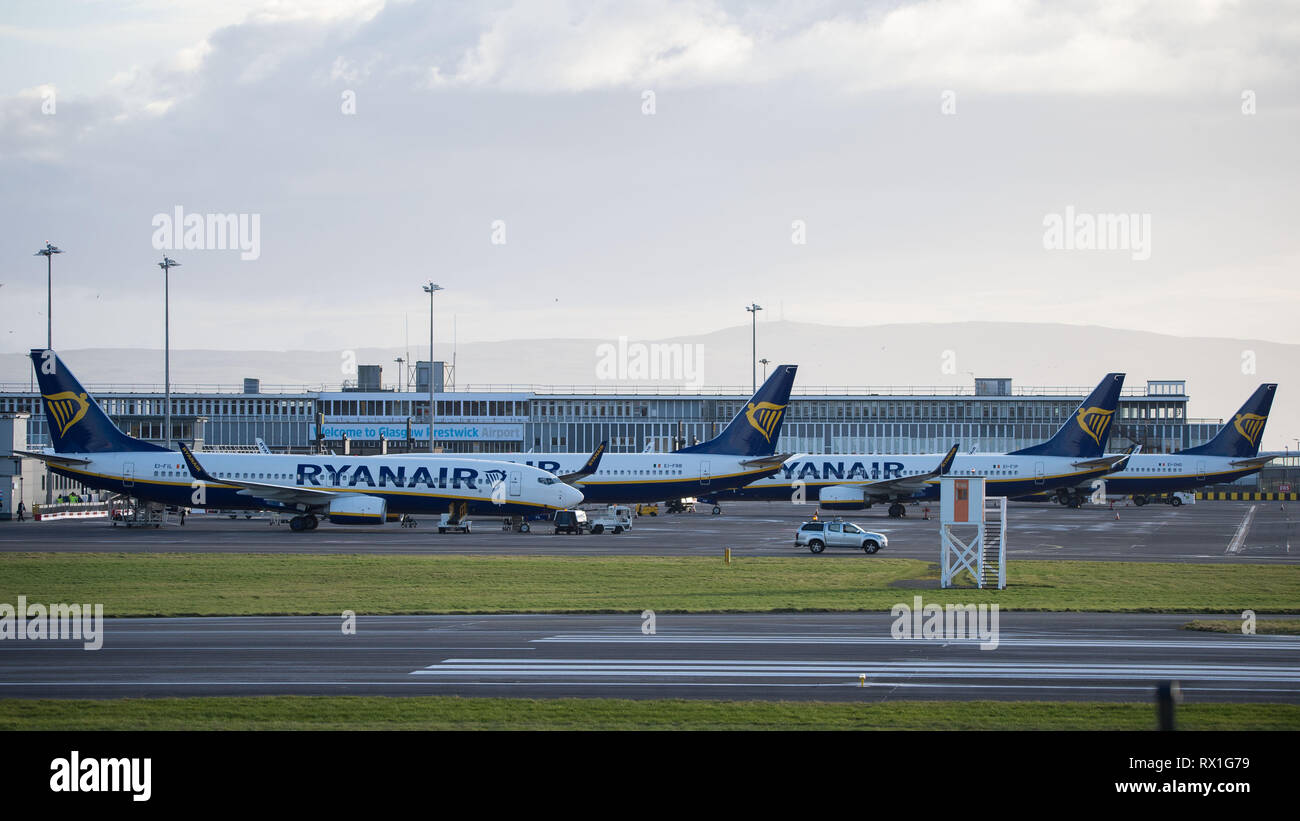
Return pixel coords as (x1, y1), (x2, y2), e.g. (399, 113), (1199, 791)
(1185, 619), (1300, 635)
(2, 696), (1296, 730)
(1, 553), (1297, 616)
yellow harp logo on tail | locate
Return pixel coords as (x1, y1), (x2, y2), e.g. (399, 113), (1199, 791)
(745, 401), (787, 443)
(1233, 413), (1267, 446)
(43, 391), (90, 436)
(1074, 406), (1115, 446)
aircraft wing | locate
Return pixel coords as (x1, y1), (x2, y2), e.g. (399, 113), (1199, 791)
(560, 441), (607, 484)
(12, 449), (91, 466)
(857, 443), (960, 501)
(178, 443), (345, 508)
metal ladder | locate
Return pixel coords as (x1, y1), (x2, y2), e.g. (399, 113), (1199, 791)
(981, 496), (1007, 589)
(981, 519), (1002, 588)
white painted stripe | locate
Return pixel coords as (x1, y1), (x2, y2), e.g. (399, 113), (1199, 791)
(411, 658), (1300, 682)
(531, 633), (1300, 651)
(413, 667), (1300, 680)
(435, 658), (1300, 671)
(1227, 504), (1257, 554)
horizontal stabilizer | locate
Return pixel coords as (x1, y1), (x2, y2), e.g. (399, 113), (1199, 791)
(11, 449), (91, 466)
(740, 452), (795, 469)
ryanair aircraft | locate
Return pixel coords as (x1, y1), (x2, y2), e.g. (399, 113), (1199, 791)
(452, 364), (800, 504)
(1053, 383), (1278, 506)
(22, 350), (584, 531)
(706, 373), (1132, 516)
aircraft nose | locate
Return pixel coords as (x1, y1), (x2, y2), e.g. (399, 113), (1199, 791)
(561, 485), (584, 509)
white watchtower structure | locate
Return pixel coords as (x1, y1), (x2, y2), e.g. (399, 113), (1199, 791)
(939, 476), (1007, 589)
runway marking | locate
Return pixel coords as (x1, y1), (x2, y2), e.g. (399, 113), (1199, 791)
(1, 680), (1296, 697)
(411, 658), (1300, 684)
(1227, 505), (1257, 554)
(529, 633), (1300, 651)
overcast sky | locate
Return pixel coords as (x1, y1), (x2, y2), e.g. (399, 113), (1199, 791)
(2, 0), (1298, 356)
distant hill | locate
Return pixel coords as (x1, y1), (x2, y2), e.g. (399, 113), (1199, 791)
(3, 321), (1294, 449)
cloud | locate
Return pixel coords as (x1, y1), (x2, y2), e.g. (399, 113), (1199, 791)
(0, 1), (1297, 355)
(412, 0), (1300, 94)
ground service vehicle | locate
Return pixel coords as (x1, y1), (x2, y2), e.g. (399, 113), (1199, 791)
(588, 505), (633, 534)
(438, 514), (472, 533)
(554, 509), (589, 534)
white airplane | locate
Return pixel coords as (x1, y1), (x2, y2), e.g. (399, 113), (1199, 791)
(20, 350), (583, 532)
(401, 365), (800, 505)
(707, 373), (1134, 515)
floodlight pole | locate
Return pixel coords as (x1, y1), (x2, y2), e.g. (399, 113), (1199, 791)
(158, 257), (181, 449)
(34, 242), (63, 349)
(423, 282), (444, 454)
(746, 303), (762, 393)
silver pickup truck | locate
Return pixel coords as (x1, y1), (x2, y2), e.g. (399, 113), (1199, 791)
(795, 520), (887, 554)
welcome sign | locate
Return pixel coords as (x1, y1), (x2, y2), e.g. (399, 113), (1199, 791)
(311, 423), (524, 442)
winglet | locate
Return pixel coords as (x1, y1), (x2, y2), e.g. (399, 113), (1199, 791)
(558, 440), (607, 484)
(937, 443), (960, 475)
(1109, 445), (1138, 472)
(178, 443), (220, 484)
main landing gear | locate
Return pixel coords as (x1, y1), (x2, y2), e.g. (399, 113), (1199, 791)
(1054, 489), (1085, 509)
(289, 514), (319, 532)
(887, 503), (907, 518)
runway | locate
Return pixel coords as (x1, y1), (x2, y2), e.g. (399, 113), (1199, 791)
(1, 500), (1296, 563)
(1, 613), (1296, 703)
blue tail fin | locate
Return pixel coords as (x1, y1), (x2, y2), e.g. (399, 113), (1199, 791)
(1009, 373), (1125, 458)
(29, 349), (169, 453)
(676, 364), (797, 456)
(1180, 384), (1276, 458)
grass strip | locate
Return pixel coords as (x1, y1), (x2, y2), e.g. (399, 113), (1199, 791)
(1, 553), (1297, 616)
(1185, 619), (1300, 635)
(2, 696), (1297, 731)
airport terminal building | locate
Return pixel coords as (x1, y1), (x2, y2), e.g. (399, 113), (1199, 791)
(2, 375), (1224, 456)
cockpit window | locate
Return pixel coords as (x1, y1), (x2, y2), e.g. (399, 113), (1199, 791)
(538, 477), (558, 485)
